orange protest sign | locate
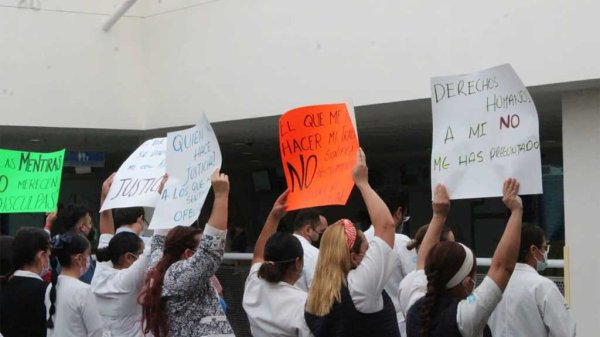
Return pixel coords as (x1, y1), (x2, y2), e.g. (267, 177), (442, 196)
(279, 103), (359, 211)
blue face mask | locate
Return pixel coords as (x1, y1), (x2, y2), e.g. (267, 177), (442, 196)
(535, 246), (549, 272)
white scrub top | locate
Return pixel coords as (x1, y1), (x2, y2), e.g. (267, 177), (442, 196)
(293, 234), (319, 292)
(364, 226), (416, 334)
(243, 263), (313, 337)
(45, 275), (109, 337)
(488, 263), (576, 337)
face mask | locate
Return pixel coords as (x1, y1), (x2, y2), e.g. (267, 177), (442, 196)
(79, 255), (91, 277)
(535, 247), (549, 272)
(463, 277), (476, 296)
(40, 265), (51, 277)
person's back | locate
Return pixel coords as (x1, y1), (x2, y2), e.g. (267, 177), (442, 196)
(0, 227), (50, 337)
(0, 272), (48, 337)
(243, 193), (312, 337)
(488, 225), (575, 337)
(489, 264), (574, 337)
(46, 275), (101, 337)
(92, 231), (149, 337)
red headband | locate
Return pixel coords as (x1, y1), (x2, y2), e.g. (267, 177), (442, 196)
(340, 219), (357, 249)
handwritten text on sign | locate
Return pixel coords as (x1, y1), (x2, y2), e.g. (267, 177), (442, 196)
(0, 149), (65, 213)
(100, 138), (166, 211)
(150, 115), (222, 229)
(430, 64), (543, 199)
(280, 103), (359, 210)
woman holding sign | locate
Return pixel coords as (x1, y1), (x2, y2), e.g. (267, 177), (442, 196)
(138, 169), (234, 337)
(304, 148), (401, 337)
(242, 190), (313, 337)
(404, 180), (523, 337)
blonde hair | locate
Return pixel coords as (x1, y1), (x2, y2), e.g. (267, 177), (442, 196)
(305, 222), (352, 316)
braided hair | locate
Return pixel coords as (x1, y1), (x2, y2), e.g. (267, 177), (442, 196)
(419, 241), (472, 337)
(46, 233), (90, 329)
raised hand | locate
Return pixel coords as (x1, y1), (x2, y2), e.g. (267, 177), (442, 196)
(101, 172), (116, 201)
(270, 190), (289, 220)
(352, 148), (368, 188)
(211, 169), (230, 197)
(502, 178), (522, 212)
(157, 173), (169, 194)
(432, 184), (451, 216)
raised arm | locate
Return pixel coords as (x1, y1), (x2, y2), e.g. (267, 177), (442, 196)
(99, 173), (116, 235)
(353, 148), (395, 248)
(417, 184), (450, 270)
(487, 178), (522, 291)
(252, 190), (288, 264)
(206, 169), (229, 231)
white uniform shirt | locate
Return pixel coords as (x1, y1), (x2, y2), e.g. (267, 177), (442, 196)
(293, 234), (319, 292)
(488, 263), (576, 337)
(91, 242), (151, 337)
(398, 269), (426, 317)
(405, 271), (503, 337)
(364, 226), (416, 334)
(243, 263), (313, 337)
(347, 236), (399, 313)
(45, 275), (109, 337)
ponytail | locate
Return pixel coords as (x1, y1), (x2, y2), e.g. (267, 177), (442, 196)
(257, 260), (296, 283)
(46, 256), (59, 329)
(418, 241), (470, 337)
(96, 232), (141, 266)
(46, 233), (90, 329)
(256, 232), (303, 284)
(95, 247), (111, 263)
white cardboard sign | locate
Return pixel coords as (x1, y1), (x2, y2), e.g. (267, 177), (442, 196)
(100, 138), (167, 211)
(430, 64), (543, 199)
(150, 114), (222, 229)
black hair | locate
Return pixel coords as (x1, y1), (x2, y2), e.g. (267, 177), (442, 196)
(257, 232), (303, 283)
(96, 232), (143, 266)
(56, 204), (92, 233)
(419, 241), (476, 337)
(293, 208), (321, 232)
(0, 236), (14, 279)
(10, 227), (50, 273)
(376, 185), (409, 216)
(518, 224), (545, 263)
(407, 224), (453, 251)
(47, 233), (90, 329)
(113, 207), (145, 229)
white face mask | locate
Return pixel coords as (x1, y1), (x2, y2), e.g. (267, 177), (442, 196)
(535, 246), (549, 272)
(79, 255), (91, 277)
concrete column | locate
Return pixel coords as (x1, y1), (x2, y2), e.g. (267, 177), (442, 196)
(562, 88), (600, 336)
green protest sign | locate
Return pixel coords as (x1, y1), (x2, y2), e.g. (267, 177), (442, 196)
(0, 148), (65, 213)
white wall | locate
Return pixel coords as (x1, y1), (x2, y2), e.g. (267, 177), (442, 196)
(562, 89), (600, 336)
(0, 0), (148, 129)
(2, 0), (600, 129)
(143, 0), (600, 127)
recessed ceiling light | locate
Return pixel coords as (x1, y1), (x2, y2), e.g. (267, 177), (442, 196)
(29, 138), (41, 142)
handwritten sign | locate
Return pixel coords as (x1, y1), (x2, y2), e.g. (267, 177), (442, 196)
(0, 149), (65, 213)
(150, 114), (222, 229)
(279, 103), (359, 210)
(431, 64), (543, 199)
(100, 138), (166, 211)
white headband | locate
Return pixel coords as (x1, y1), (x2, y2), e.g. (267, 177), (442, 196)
(445, 243), (474, 289)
